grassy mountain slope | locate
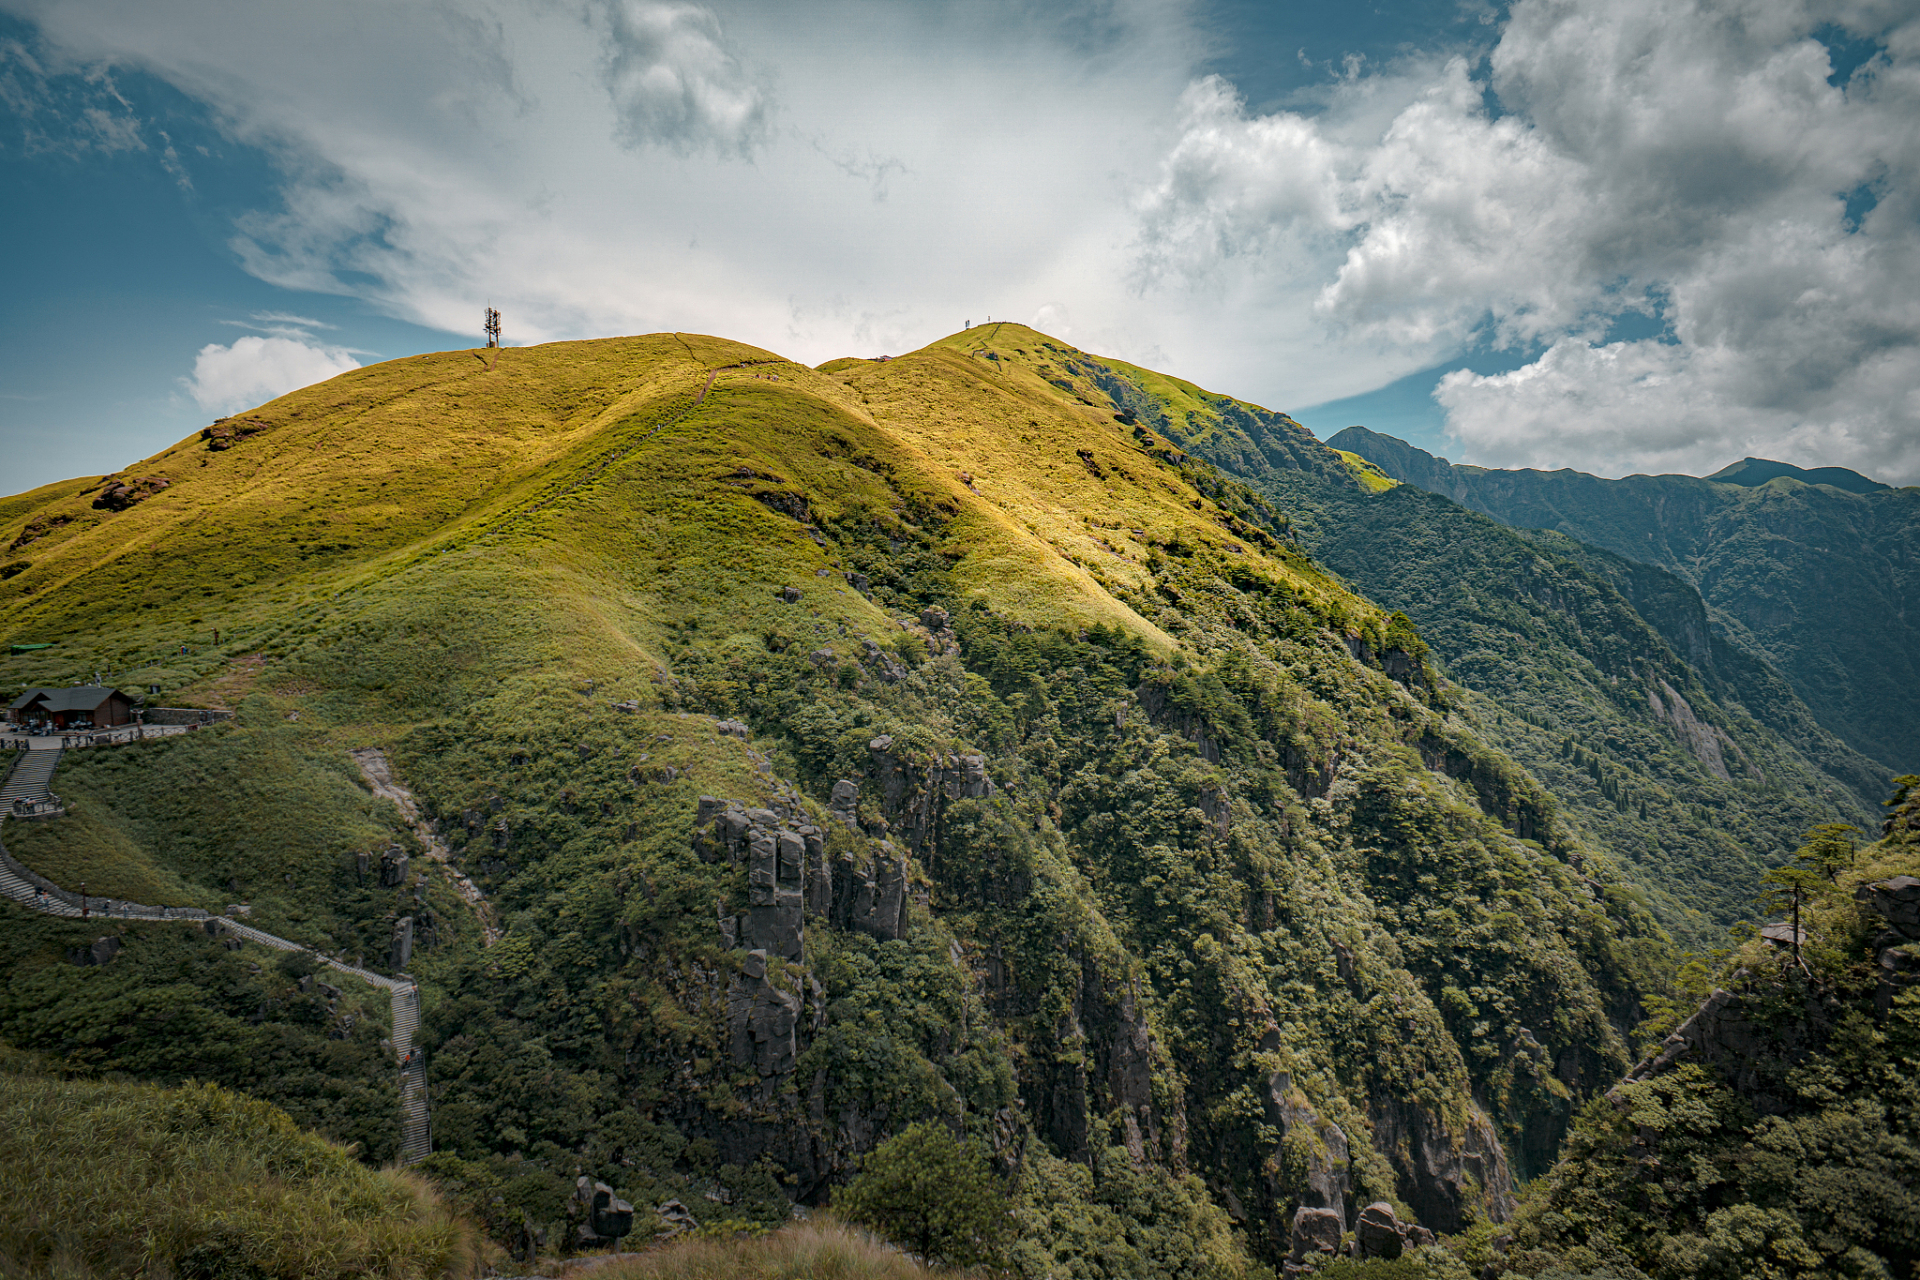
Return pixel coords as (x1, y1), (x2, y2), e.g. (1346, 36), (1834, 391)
(2, 326), (1679, 1273)
(0, 1048), (482, 1279)
(1329, 426), (1920, 774)
(1006, 351), (1879, 951)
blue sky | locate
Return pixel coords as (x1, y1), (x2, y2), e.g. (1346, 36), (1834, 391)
(2, 0), (1916, 493)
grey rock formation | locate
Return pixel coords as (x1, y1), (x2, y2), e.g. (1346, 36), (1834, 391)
(66, 935), (124, 967)
(829, 779), (859, 827)
(829, 847), (909, 941)
(1623, 973), (1837, 1115)
(573, 1176), (636, 1247)
(1858, 876), (1920, 1016)
(1354, 1202), (1406, 1260)
(865, 737), (996, 858)
(655, 1199), (699, 1238)
(1266, 1073), (1350, 1224)
(378, 847), (410, 888)
(728, 949), (802, 1076)
(1284, 1206), (1344, 1275)
(1858, 875), (1920, 932)
(390, 916), (414, 970)
(1365, 1094), (1512, 1231)
(860, 639), (910, 682)
(920, 605), (949, 632)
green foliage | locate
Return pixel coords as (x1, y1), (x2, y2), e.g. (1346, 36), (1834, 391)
(0, 1068), (480, 1279)
(1507, 809), (1920, 1280)
(1329, 426), (1920, 776)
(1795, 825), (1860, 882)
(1186, 466), (1879, 951)
(0, 327), (1719, 1277)
(835, 1122), (1011, 1266)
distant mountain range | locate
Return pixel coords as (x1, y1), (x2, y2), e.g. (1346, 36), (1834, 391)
(1327, 427), (1919, 775)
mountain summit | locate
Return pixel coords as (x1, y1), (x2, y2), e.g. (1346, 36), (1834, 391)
(1704, 456), (1888, 493)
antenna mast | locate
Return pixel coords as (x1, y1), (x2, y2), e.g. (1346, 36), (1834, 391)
(484, 306), (501, 349)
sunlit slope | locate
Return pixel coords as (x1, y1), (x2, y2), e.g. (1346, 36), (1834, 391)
(2, 326), (1402, 695)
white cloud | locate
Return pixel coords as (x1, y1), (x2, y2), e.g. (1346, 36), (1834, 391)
(181, 334), (361, 416)
(600, 1), (771, 156)
(9, 0), (1920, 480)
(1133, 0), (1920, 481)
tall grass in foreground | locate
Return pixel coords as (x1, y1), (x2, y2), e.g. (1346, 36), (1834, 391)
(0, 1070), (484, 1280)
(578, 1219), (939, 1280)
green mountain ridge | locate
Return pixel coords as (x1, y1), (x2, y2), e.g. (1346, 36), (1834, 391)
(1326, 426), (1920, 774)
(1705, 456), (1889, 494)
(1036, 362), (1884, 950)
(0, 325), (1908, 1278)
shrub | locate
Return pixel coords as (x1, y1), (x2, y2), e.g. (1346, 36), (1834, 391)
(833, 1122), (1011, 1267)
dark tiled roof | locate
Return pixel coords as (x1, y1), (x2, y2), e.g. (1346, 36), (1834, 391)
(10, 686), (128, 713)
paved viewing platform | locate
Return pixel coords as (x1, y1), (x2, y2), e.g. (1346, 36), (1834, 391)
(3, 725), (197, 751)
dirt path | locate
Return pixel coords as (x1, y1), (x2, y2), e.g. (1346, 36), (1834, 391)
(351, 747), (501, 946)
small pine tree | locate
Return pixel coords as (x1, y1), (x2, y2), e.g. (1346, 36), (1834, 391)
(1795, 822), (1859, 881)
(1758, 864), (1823, 971)
(835, 1122), (1010, 1266)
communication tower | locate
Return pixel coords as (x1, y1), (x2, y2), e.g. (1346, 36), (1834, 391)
(484, 306), (501, 349)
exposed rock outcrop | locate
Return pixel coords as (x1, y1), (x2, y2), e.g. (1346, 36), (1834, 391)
(1284, 1206), (1344, 1275)
(865, 735), (995, 860)
(1857, 875), (1920, 1017)
(1646, 680), (1749, 780)
(65, 935), (124, 967)
(200, 415), (272, 450)
(1266, 1073), (1351, 1225)
(1365, 1094), (1512, 1231)
(90, 475), (170, 511)
(1622, 976), (1836, 1116)
(728, 948), (802, 1078)
(572, 1175), (636, 1248)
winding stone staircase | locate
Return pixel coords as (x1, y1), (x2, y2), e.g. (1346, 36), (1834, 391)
(1, 747), (60, 810)
(0, 746), (431, 1163)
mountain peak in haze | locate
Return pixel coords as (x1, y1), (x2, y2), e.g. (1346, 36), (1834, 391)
(1704, 456), (1887, 493)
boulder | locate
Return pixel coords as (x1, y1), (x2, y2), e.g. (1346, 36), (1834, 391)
(860, 638), (910, 682)
(65, 935), (124, 967)
(574, 1176), (636, 1246)
(1286, 1205), (1344, 1269)
(920, 605), (950, 632)
(1355, 1202), (1406, 1260)
(655, 1198), (699, 1238)
(390, 916), (414, 970)
(1857, 876), (1920, 936)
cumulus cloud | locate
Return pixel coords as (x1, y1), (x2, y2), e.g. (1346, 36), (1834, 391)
(1134, 0), (1920, 481)
(10, 0), (1919, 480)
(11, 0), (1192, 365)
(600, 1), (771, 156)
(182, 334), (360, 415)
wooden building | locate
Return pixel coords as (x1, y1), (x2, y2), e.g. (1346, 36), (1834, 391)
(7, 686), (136, 729)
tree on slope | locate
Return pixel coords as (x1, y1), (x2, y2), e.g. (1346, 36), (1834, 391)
(836, 1121), (1010, 1267)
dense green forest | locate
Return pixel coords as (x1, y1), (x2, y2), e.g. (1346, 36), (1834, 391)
(1327, 426), (1920, 775)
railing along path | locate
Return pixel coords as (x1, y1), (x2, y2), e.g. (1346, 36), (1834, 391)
(0, 747), (430, 1163)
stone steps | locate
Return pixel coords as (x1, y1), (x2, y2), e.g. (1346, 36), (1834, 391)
(0, 750), (60, 803)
